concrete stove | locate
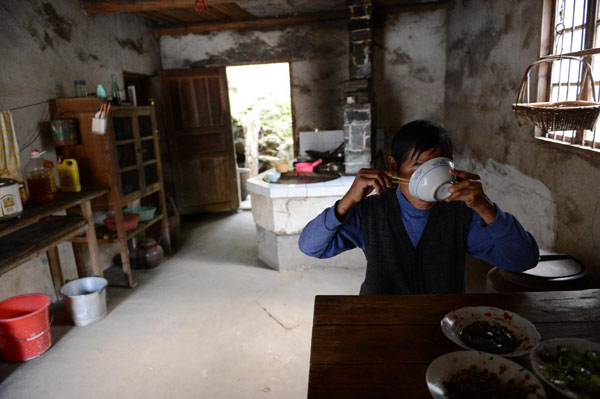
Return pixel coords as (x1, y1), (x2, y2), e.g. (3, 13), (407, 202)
(246, 171), (367, 271)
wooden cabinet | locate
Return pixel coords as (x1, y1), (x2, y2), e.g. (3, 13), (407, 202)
(55, 97), (170, 287)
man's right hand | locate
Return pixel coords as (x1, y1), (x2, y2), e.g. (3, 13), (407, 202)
(336, 168), (393, 219)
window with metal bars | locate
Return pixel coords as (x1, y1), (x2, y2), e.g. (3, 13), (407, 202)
(539, 0), (600, 150)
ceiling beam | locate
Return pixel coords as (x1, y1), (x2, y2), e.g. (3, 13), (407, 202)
(82, 0), (248, 15)
(154, 10), (348, 36)
(382, 0), (448, 14)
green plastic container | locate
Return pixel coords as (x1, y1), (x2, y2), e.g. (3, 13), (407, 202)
(124, 206), (156, 222)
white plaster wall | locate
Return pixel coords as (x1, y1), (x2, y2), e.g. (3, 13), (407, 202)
(454, 155), (557, 249)
(0, 0), (161, 301)
(374, 9), (447, 157)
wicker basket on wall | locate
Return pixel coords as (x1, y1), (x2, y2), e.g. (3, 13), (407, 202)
(512, 55), (600, 131)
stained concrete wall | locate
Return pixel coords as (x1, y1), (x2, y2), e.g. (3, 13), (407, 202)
(445, 0), (600, 283)
(0, 0), (161, 301)
(160, 22), (349, 148)
(374, 9), (447, 159)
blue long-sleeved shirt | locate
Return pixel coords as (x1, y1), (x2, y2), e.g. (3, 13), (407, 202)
(299, 188), (539, 272)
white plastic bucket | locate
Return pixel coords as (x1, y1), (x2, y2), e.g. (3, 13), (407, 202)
(60, 277), (108, 327)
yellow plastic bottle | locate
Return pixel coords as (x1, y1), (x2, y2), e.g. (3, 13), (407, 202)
(57, 156), (81, 192)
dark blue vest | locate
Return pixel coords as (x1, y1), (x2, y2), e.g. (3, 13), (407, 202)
(358, 188), (473, 295)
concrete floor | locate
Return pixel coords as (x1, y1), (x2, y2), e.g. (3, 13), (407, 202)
(0, 210), (366, 399)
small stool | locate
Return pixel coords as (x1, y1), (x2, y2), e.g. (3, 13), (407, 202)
(486, 251), (588, 293)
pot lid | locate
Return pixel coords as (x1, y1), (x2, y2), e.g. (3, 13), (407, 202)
(0, 178), (18, 187)
(521, 250), (583, 278)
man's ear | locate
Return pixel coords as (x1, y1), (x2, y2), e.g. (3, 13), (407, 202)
(388, 156), (397, 174)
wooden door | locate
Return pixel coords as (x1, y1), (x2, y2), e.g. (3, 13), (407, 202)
(159, 68), (239, 214)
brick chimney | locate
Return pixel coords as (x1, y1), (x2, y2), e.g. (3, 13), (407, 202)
(344, 0), (373, 175)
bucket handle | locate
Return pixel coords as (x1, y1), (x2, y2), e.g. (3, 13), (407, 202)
(0, 313), (53, 342)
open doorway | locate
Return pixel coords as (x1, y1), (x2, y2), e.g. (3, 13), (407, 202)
(226, 63), (293, 180)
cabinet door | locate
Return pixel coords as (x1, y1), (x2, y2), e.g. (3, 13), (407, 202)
(159, 68), (239, 214)
(112, 115), (142, 196)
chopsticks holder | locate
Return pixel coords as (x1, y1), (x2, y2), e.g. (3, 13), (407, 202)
(92, 103), (109, 135)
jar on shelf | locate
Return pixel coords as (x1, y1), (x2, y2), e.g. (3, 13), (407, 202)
(136, 238), (164, 269)
(24, 150), (57, 203)
(74, 80), (87, 97)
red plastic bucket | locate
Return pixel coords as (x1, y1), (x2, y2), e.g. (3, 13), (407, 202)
(0, 294), (52, 361)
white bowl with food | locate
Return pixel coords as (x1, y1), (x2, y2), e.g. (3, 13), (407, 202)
(426, 350), (546, 399)
(530, 337), (600, 399)
(440, 306), (540, 357)
(408, 157), (454, 202)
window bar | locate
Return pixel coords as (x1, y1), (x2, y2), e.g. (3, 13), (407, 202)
(564, 0), (578, 103)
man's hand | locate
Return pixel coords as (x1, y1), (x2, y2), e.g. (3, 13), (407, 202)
(336, 168), (392, 219)
(446, 169), (496, 225)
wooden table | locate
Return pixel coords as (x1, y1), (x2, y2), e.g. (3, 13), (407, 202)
(308, 290), (600, 399)
(0, 188), (109, 298)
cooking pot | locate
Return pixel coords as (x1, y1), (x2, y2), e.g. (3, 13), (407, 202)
(0, 178), (23, 221)
(295, 159), (322, 172)
(315, 162), (344, 174)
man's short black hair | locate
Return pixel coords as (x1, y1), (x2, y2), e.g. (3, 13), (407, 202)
(391, 120), (453, 166)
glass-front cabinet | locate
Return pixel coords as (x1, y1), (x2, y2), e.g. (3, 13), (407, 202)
(53, 97), (170, 288)
(110, 109), (161, 203)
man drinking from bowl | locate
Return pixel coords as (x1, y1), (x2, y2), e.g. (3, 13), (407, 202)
(299, 120), (539, 295)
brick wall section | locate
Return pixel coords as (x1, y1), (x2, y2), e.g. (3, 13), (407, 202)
(344, 0), (373, 174)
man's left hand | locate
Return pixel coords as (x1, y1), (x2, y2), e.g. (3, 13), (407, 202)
(446, 168), (497, 225)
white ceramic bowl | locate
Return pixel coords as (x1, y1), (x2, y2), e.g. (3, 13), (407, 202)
(265, 171), (281, 182)
(530, 338), (600, 399)
(440, 306), (540, 357)
(408, 157), (454, 202)
(426, 351), (546, 399)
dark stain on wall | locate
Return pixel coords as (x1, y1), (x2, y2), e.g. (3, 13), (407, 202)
(41, 2), (73, 42)
(77, 50), (99, 63)
(294, 84), (312, 95)
(521, 23), (538, 50)
(116, 38), (146, 55)
(390, 49), (412, 65)
(189, 27), (345, 68)
(413, 66), (434, 83)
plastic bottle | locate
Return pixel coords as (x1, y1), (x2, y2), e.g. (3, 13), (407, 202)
(57, 156), (81, 192)
(25, 150), (57, 203)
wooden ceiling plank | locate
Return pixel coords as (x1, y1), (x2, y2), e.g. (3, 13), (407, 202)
(146, 10), (182, 24)
(380, 0), (449, 14)
(154, 9), (348, 36)
(198, 4), (236, 20)
(160, 8), (205, 23)
(135, 11), (165, 23)
(182, 8), (222, 22)
(210, 3), (255, 19)
(82, 0), (250, 15)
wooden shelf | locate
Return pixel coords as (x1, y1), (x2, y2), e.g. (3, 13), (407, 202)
(0, 216), (87, 274)
(120, 165), (138, 173)
(72, 213), (164, 244)
(121, 183), (161, 205)
(0, 189), (109, 238)
(54, 99), (170, 288)
(115, 138), (136, 145)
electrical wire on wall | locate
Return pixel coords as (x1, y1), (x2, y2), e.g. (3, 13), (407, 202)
(7, 100), (51, 152)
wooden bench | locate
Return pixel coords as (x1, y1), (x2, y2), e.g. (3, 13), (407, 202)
(0, 188), (108, 298)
